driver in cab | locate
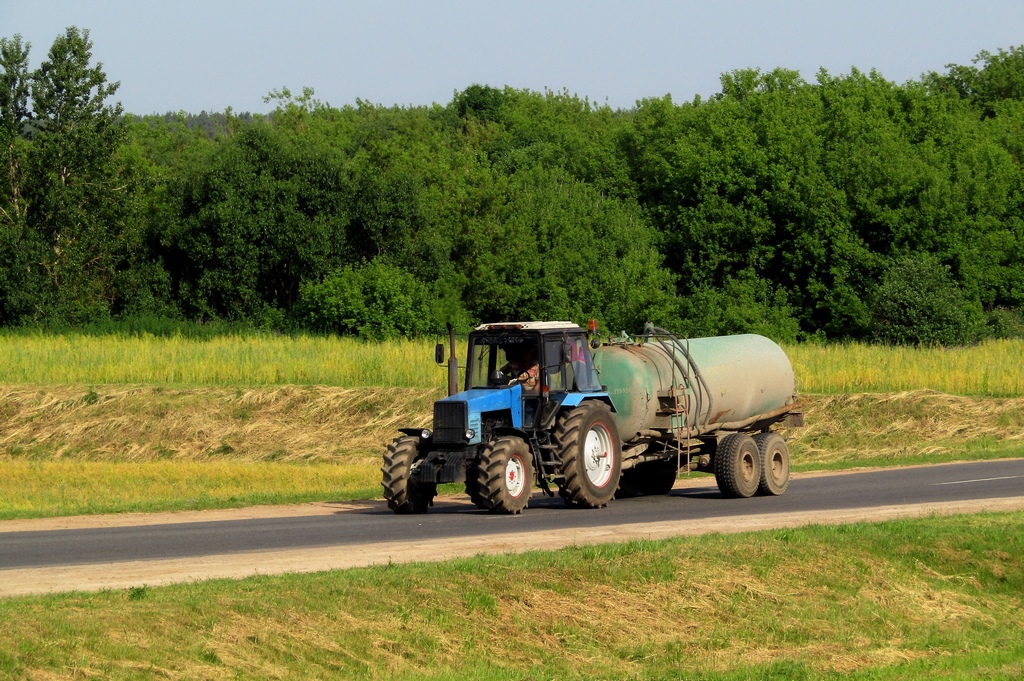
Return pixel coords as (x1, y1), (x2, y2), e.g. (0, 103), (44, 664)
(502, 345), (539, 392)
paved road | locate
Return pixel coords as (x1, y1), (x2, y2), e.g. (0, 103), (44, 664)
(2, 459), (1022, 572)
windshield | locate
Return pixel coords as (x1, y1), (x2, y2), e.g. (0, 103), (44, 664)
(467, 334), (539, 390)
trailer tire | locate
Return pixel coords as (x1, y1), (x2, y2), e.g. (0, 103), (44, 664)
(754, 432), (790, 496)
(714, 433), (761, 499)
(381, 437), (435, 514)
(477, 436), (534, 514)
(556, 401), (621, 508)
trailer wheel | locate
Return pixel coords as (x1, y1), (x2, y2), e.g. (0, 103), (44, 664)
(714, 433), (761, 498)
(381, 437), (435, 514)
(477, 436), (534, 514)
(556, 402), (621, 508)
(754, 432), (790, 496)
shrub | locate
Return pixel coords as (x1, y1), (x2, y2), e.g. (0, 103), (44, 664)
(296, 261), (433, 339)
(985, 306), (1024, 339)
(871, 255), (982, 346)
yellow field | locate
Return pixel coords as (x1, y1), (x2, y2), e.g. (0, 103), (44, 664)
(1, 333), (1023, 396)
(0, 333), (445, 388)
(785, 339), (1024, 396)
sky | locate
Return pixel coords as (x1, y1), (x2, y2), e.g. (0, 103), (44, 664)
(2, 1), (1023, 116)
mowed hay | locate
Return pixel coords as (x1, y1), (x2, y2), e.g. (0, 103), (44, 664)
(0, 385), (445, 463)
(2, 386), (1022, 468)
(787, 389), (1024, 465)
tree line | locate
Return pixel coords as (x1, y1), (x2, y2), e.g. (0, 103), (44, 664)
(2, 27), (1024, 344)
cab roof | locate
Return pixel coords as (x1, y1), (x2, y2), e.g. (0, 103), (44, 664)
(473, 321), (584, 332)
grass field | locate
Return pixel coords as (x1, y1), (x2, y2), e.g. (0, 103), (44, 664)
(785, 339), (1024, 397)
(0, 332), (1023, 519)
(2, 512), (1022, 679)
(0, 459), (382, 519)
(2, 332), (1024, 395)
(0, 333), (444, 388)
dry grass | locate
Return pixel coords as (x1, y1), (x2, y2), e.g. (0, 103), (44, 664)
(0, 384), (444, 517)
(2, 385), (1019, 468)
(786, 389), (1024, 466)
(1, 385), (1022, 517)
(0, 384), (442, 463)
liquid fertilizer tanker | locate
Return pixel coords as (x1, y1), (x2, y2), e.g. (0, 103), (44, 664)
(382, 322), (802, 514)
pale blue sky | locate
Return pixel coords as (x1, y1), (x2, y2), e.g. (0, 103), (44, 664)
(2, 1), (1022, 115)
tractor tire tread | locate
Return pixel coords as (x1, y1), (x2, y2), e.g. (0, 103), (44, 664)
(555, 402), (621, 509)
(477, 436), (533, 514)
(381, 437), (434, 514)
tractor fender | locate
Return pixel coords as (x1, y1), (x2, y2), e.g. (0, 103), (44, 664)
(559, 393), (615, 411)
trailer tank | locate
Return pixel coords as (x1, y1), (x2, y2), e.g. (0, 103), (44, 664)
(593, 333), (796, 441)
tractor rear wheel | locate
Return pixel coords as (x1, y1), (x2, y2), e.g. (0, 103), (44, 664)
(381, 437), (435, 514)
(556, 401), (621, 508)
(477, 436), (534, 514)
(754, 432), (790, 496)
(713, 433), (761, 499)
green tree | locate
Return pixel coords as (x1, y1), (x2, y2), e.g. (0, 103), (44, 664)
(22, 27), (135, 323)
(161, 122), (349, 320)
(0, 34), (34, 323)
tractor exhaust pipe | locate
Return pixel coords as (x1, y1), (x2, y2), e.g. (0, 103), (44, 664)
(446, 322), (459, 396)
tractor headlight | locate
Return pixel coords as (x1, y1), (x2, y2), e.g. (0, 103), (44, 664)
(421, 429), (432, 440)
(465, 429), (475, 441)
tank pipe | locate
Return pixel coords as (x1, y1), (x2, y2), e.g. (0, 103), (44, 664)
(644, 329), (699, 428)
(658, 326), (712, 430)
(645, 325), (715, 430)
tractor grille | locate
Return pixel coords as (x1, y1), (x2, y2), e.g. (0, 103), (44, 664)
(433, 401), (468, 445)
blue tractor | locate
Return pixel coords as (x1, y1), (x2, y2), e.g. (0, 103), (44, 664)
(381, 321), (620, 514)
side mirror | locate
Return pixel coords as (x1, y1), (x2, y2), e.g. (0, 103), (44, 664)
(434, 343), (445, 365)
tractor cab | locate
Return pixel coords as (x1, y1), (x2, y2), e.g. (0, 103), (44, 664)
(423, 322), (606, 450)
(462, 322), (603, 432)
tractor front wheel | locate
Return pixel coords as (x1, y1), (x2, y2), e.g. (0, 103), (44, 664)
(463, 470), (490, 509)
(381, 437), (435, 514)
(477, 436), (534, 514)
